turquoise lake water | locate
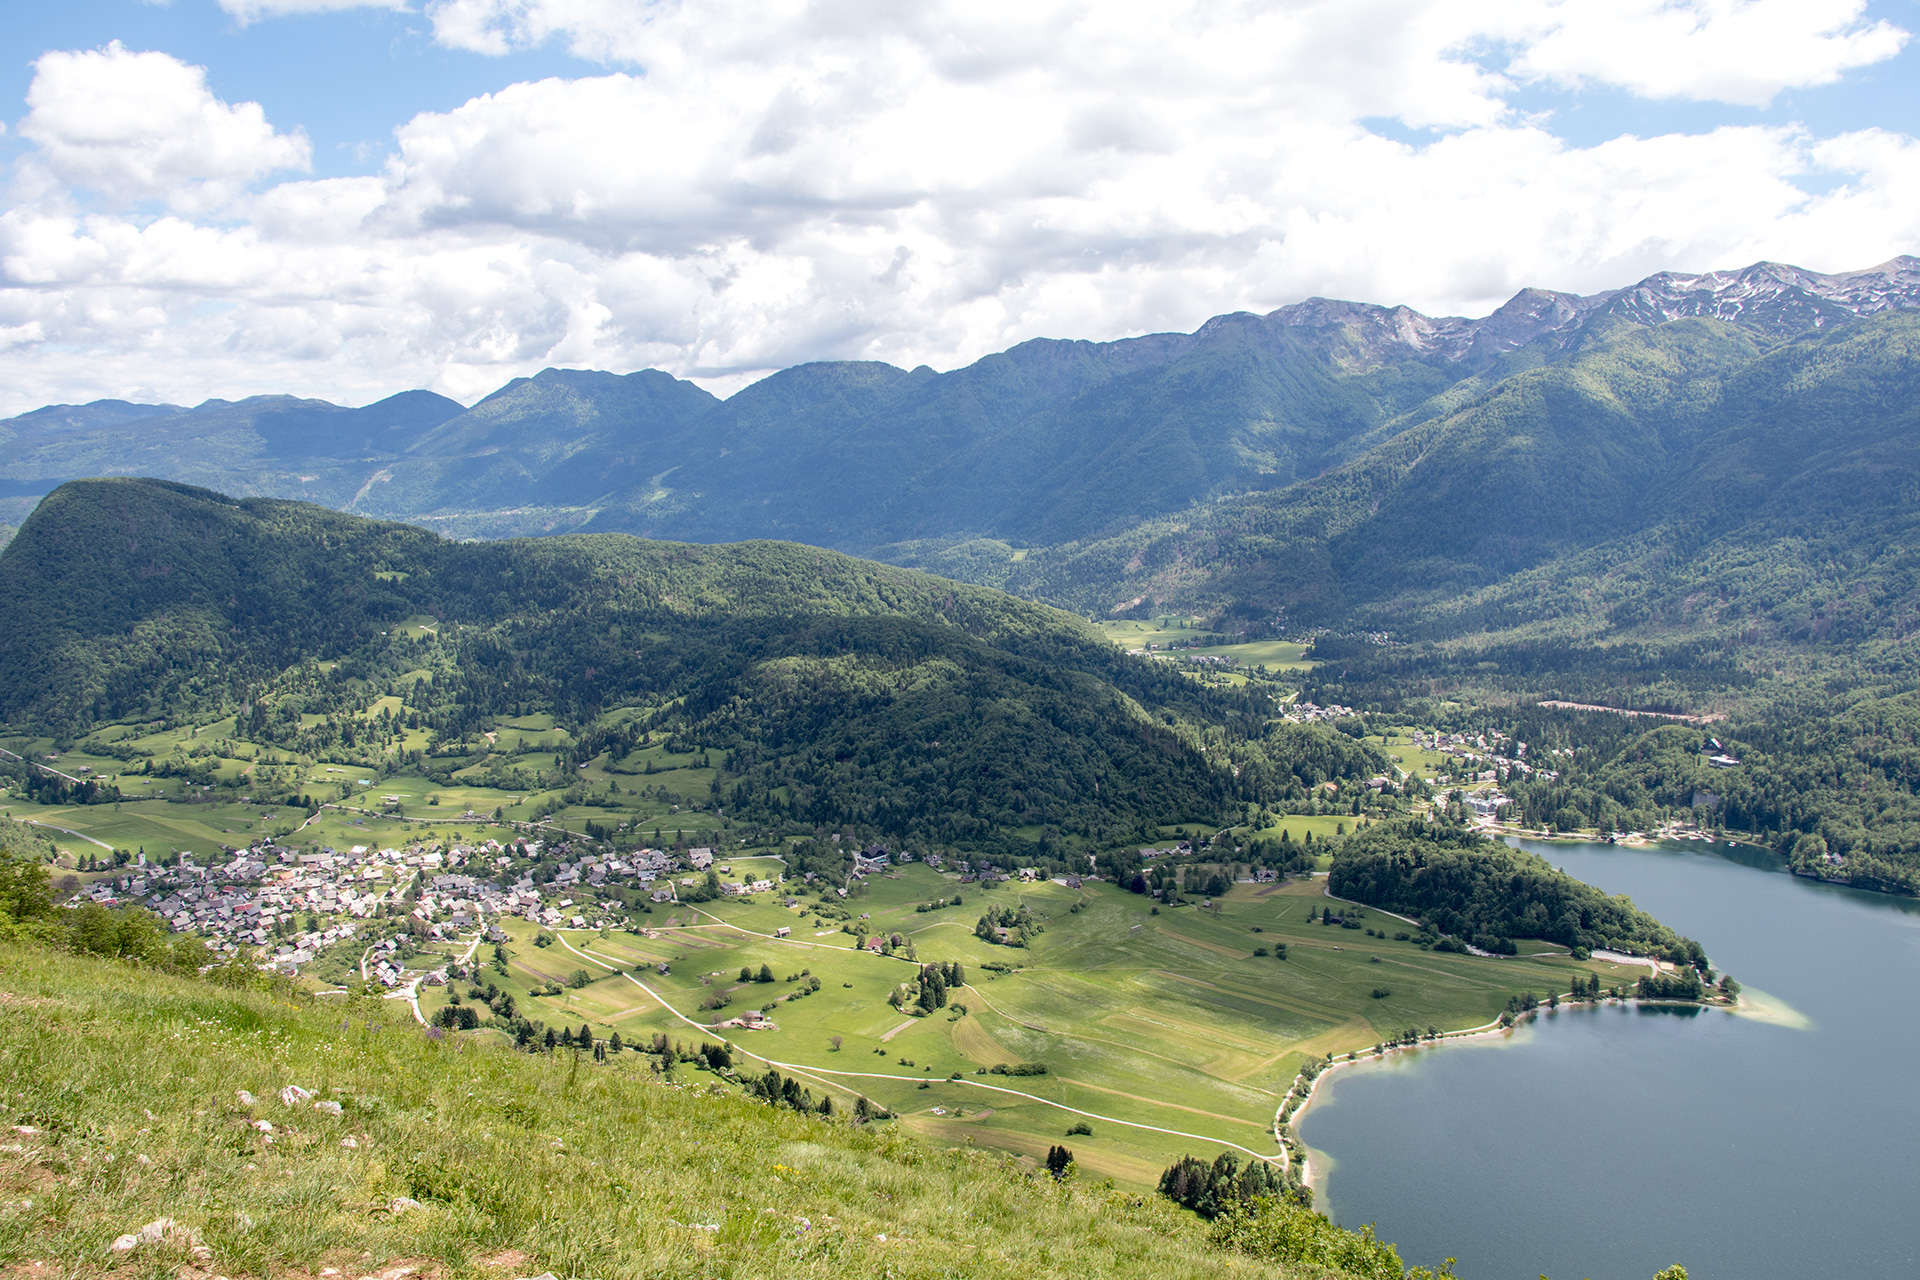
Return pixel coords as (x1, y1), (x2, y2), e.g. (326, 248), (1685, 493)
(1295, 838), (1920, 1280)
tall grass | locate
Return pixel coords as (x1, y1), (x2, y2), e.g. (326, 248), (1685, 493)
(0, 943), (1368, 1280)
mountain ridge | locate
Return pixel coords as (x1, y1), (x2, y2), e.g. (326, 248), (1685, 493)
(4, 255), (1918, 622)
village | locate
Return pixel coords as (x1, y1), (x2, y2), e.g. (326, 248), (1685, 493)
(67, 833), (726, 981)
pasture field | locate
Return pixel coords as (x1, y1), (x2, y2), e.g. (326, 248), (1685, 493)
(1372, 734), (1451, 783)
(1, 702), (741, 863)
(2, 797), (297, 859)
(1098, 618), (1314, 670)
(474, 864), (1644, 1187)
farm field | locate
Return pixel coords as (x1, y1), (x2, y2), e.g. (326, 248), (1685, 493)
(1, 702), (741, 864)
(471, 863), (1645, 1186)
(1099, 618), (1314, 670)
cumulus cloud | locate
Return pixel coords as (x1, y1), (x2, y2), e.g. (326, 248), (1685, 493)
(425, 0), (1906, 108)
(18, 41), (310, 213)
(1510, 0), (1909, 106)
(216, 0), (410, 25)
(0, 3), (1915, 414)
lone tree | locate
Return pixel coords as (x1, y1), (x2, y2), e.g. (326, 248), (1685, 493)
(829, 1035), (843, 1052)
(1045, 1145), (1076, 1179)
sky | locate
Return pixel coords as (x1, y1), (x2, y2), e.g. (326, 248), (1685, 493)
(0, 0), (1917, 413)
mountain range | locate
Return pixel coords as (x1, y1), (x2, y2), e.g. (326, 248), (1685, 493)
(5, 256), (1919, 647)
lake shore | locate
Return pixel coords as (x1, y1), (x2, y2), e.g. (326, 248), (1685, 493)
(1283, 988), (1741, 1198)
(1281, 1012), (1510, 1194)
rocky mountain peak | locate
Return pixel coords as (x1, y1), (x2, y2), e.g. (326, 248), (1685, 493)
(1241, 256), (1920, 367)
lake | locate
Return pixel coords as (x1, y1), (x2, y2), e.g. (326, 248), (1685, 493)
(1295, 837), (1920, 1280)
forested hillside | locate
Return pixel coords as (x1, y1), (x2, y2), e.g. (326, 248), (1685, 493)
(9, 260), (1920, 886)
(967, 309), (1920, 644)
(1329, 821), (1708, 964)
(7, 257), (1915, 594)
(0, 479), (1384, 857)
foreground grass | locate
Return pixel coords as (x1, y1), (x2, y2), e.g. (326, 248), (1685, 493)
(0, 943), (1374, 1280)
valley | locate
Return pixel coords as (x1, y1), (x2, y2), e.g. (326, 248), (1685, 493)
(449, 865), (1644, 1187)
(6, 257), (1920, 1280)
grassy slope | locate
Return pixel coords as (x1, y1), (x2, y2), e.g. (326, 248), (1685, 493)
(0, 943), (1363, 1280)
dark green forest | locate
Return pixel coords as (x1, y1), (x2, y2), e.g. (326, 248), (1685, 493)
(0, 479), (1388, 859)
(1328, 821), (1708, 965)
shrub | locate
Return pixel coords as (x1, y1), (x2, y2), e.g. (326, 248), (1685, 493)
(1210, 1197), (1408, 1280)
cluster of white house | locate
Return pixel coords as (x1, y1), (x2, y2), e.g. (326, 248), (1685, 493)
(69, 833), (723, 975)
(1283, 701), (1359, 723)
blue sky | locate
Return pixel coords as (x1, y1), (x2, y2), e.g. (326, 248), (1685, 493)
(0, 1), (599, 179)
(0, 0), (1917, 411)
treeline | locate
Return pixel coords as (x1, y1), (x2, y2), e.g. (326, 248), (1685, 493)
(1504, 698), (1920, 892)
(1299, 636), (1754, 720)
(1158, 1152), (1297, 1217)
(1327, 821), (1708, 965)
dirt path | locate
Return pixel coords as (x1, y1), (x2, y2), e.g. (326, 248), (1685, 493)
(17, 818), (113, 850)
(1320, 885), (1421, 928)
(878, 1019), (918, 1042)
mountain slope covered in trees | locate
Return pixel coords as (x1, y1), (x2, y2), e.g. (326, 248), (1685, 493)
(966, 308), (1920, 648)
(6, 257), (1916, 597)
(0, 479), (1385, 855)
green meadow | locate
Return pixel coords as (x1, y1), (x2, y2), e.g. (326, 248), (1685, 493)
(472, 864), (1643, 1188)
(0, 701), (741, 865)
(1098, 618), (1314, 670)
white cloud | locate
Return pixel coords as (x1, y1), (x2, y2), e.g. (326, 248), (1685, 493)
(19, 42), (310, 213)
(0, 5), (1915, 415)
(216, 0), (410, 25)
(1509, 0), (1907, 107)
(424, 0), (1908, 108)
